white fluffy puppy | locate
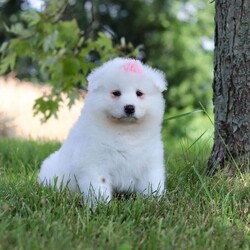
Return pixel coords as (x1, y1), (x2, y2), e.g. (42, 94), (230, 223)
(38, 58), (167, 205)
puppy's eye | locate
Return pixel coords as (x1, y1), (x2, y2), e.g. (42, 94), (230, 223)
(112, 90), (121, 97)
(136, 90), (144, 97)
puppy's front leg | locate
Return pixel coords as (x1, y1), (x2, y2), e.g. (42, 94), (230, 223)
(77, 176), (112, 207)
(135, 168), (166, 197)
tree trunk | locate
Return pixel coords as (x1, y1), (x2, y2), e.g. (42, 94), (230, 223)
(208, 0), (250, 174)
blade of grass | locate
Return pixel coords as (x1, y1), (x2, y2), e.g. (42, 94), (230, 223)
(164, 110), (203, 121)
(187, 130), (208, 151)
(199, 102), (214, 125)
(192, 165), (213, 202)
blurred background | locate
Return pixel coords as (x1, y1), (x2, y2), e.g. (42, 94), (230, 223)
(0, 0), (214, 142)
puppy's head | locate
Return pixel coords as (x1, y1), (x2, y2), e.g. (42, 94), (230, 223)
(86, 58), (167, 124)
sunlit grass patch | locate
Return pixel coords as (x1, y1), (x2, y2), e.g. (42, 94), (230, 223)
(0, 138), (249, 249)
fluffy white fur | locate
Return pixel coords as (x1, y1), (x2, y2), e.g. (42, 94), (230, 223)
(38, 58), (167, 205)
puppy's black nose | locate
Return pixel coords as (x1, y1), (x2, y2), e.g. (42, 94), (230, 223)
(124, 105), (135, 115)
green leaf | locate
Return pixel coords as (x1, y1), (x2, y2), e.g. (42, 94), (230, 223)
(96, 32), (113, 51)
(21, 9), (41, 27)
(0, 53), (16, 74)
(3, 23), (10, 32)
(9, 39), (30, 57)
(9, 53), (17, 70)
(33, 95), (62, 122)
(0, 57), (9, 74)
(94, 32), (115, 60)
(43, 31), (59, 52)
(67, 90), (80, 109)
(0, 41), (9, 54)
(8, 23), (32, 38)
(49, 60), (64, 86)
(62, 57), (81, 76)
(57, 19), (80, 48)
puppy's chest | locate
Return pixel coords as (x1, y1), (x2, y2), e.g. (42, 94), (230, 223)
(108, 159), (146, 192)
(107, 147), (145, 170)
(106, 146), (148, 183)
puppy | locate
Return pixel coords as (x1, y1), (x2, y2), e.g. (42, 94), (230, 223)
(38, 58), (167, 205)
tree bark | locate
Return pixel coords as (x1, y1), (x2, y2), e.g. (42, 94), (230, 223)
(208, 0), (250, 174)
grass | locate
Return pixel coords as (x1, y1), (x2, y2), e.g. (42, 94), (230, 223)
(0, 137), (249, 250)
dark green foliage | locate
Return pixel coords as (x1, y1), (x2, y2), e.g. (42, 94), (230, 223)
(0, 1), (139, 121)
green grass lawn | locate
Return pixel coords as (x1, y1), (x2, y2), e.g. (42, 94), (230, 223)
(0, 137), (249, 250)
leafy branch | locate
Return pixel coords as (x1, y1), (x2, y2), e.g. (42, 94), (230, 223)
(0, 2), (140, 122)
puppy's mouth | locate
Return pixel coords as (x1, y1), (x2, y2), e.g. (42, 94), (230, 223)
(110, 115), (139, 123)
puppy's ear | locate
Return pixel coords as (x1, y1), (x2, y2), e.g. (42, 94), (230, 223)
(87, 66), (103, 92)
(144, 66), (168, 92)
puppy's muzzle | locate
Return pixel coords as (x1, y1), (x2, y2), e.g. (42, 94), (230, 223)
(124, 105), (135, 116)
